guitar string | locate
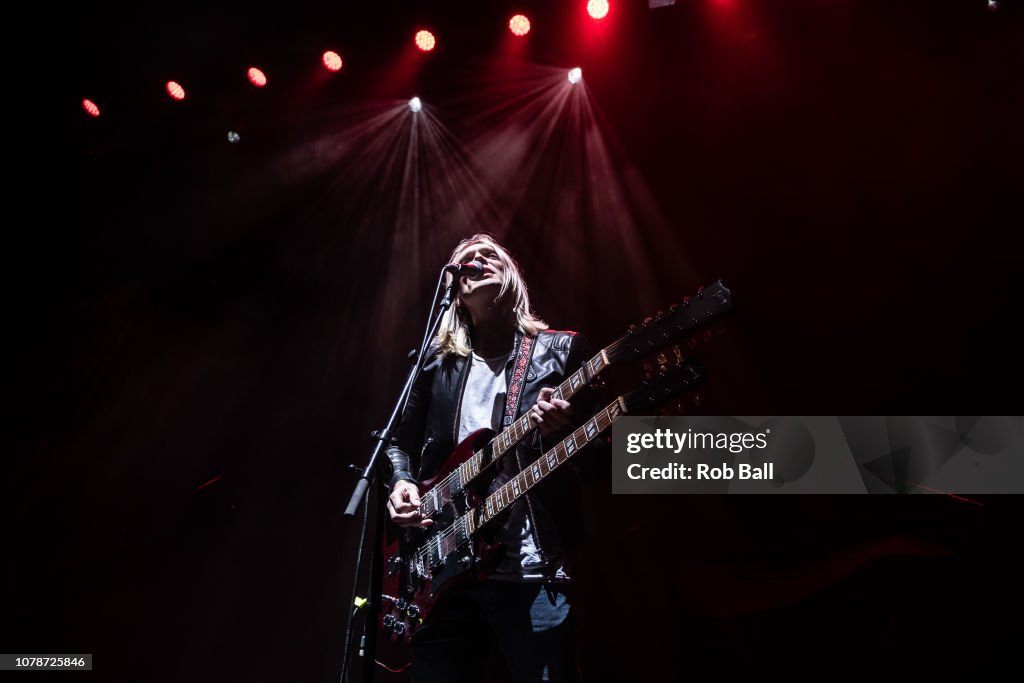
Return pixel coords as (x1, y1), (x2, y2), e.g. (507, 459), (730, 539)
(422, 359), (587, 515)
(416, 408), (618, 567)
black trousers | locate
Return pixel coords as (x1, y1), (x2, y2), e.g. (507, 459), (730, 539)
(410, 580), (580, 683)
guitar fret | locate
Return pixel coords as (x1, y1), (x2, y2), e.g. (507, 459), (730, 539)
(569, 371), (582, 392)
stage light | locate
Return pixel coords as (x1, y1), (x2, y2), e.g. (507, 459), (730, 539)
(509, 14), (531, 36)
(988, 0), (998, 9)
(568, 67), (583, 84)
(82, 99), (100, 117)
(323, 51), (343, 71)
(227, 131), (240, 143)
(247, 67), (267, 87)
(587, 0), (609, 20)
(166, 81), (186, 100)
(409, 97), (422, 113)
(415, 30), (436, 52)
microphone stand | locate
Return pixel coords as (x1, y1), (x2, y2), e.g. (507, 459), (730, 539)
(340, 267), (457, 683)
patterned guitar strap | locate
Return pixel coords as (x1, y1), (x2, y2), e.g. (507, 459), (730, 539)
(502, 333), (536, 430)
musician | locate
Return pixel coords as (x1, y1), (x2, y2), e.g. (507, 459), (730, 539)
(386, 234), (601, 683)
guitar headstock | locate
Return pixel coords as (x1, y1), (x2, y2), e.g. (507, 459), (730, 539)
(609, 280), (733, 365)
(621, 357), (706, 415)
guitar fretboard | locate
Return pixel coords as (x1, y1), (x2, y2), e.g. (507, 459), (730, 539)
(417, 396), (626, 572)
(473, 397), (625, 531)
(456, 351), (607, 483)
(420, 350), (608, 518)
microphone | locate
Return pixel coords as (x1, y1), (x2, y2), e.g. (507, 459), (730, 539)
(443, 260), (485, 278)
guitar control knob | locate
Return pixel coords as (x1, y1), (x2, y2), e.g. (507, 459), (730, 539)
(406, 604), (420, 619)
(392, 622), (407, 638)
(382, 614), (395, 629)
(396, 597), (407, 611)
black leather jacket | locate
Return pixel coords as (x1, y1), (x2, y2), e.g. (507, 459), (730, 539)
(386, 329), (602, 566)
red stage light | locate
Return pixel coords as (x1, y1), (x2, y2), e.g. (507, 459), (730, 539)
(166, 81), (185, 100)
(82, 99), (100, 117)
(323, 51), (343, 72)
(587, 0), (610, 20)
(509, 14), (531, 36)
(415, 30), (436, 51)
(247, 67), (267, 87)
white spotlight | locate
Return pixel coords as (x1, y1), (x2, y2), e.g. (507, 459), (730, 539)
(409, 97), (422, 112)
(567, 67), (582, 84)
(227, 131), (240, 143)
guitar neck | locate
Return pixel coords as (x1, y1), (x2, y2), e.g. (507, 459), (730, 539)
(455, 348), (610, 486)
(468, 396), (626, 534)
(416, 395), (625, 573)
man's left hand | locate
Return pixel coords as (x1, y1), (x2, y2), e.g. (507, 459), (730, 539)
(527, 386), (572, 437)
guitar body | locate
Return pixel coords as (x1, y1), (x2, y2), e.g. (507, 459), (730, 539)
(379, 428), (498, 640)
(417, 427), (496, 522)
(380, 524), (505, 641)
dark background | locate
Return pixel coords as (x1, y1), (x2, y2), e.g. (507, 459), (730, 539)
(8, 1), (1023, 680)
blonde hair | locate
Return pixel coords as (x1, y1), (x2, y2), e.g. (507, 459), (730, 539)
(435, 234), (548, 357)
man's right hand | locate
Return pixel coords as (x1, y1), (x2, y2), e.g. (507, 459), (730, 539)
(387, 480), (434, 528)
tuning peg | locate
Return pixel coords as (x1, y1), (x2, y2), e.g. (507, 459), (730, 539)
(669, 303), (680, 312)
(697, 286), (705, 298)
(628, 323), (639, 333)
(642, 316), (653, 326)
(682, 296), (690, 307)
